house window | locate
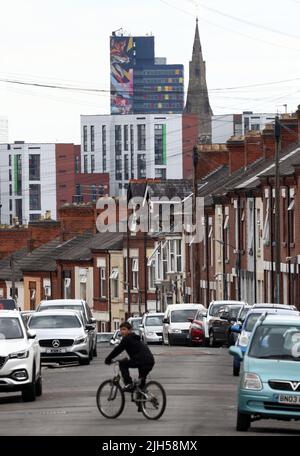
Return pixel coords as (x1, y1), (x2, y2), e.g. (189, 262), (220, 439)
(29, 155), (40, 180)
(162, 244), (168, 280)
(124, 155), (129, 180)
(115, 125), (122, 155)
(256, 208), (261, 251)
(137, 154), (146, 179)
(169, 240), (175, 272)
(91, 155), (95, 173)
(83, 125), (87, 152)
(148, 260), (155, 290)
(29, 184), (41, 210)
(288, 198), (295, 244)
(223, 215), (230, 261)
(263, 198), (270, 246)
(110, 268), (119, 298)
(124, 125), (129, 151)
(99, 267), (107, 298)
(137, 124), (146, 150)
(75, 156), (80, 174)
(176, 239), (182, 272)
(91, 184), (97, 202)
(91, 126), (95, 151)
(132, 259), (139, 289)
(84, 155), (88, 173)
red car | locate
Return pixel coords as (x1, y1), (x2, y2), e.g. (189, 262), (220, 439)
(189, 310), (206, 345)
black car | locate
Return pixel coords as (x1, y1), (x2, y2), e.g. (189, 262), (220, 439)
(209, 305), (243, 347)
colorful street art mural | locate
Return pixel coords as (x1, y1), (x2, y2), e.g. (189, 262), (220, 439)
(110, 36), (134, 114)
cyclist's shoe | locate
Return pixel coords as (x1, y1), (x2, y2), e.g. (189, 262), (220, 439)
(123, 383), (134, 392)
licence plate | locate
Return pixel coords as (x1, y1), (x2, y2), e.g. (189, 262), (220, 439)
(46, 348), (66, 353)
(278, 394), (300, 404)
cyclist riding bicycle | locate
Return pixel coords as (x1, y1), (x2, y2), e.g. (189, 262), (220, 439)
(105, 321), (155, 392)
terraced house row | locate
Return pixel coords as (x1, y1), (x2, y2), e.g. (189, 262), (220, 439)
(0, 107), (300, 329)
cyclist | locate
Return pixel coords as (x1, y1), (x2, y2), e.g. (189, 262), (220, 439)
(105, 321), (155, 392)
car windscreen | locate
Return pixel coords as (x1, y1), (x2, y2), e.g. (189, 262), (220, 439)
(28, 315), (81, 329)
(130, 319), (142, 329)
(0, 299), (17, 310)
(0, 318), (23, 339)
(228, 306), (243, 319)
(145, 315), (163, 326)
(170, 309), (198, 323)
(239, 307), (250, 321)
(249, 324), (300, 360)
(244, 313), (263, 332)
(209, 304), (228, 316)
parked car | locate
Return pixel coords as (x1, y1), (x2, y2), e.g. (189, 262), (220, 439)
(110, 330), (122, 346)
(0, 299), (18, 311)
(201, 300), (247, 347)
(231, 304), (298, 376)
(188, 309), (206, 346)
(127, 317), (142, 336)
(230, 304), (252, 346)
(163, 303), (206, 346)
(97, 332), (114, 344)
(37, 299), (97, 357)
(28, 309), (94, 365)
(230, 313), (300, 432)
(20, 310), (36, 328)
(140, 313), (164, 344)
(0, 310), (42, 402)
(209, 304), (244, 347)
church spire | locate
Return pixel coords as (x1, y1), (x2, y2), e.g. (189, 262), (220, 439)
(185, 18), (212, 144)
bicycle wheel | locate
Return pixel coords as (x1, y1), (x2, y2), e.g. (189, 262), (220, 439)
(141, 381), (166, 420)
(96, 380), (125, 419)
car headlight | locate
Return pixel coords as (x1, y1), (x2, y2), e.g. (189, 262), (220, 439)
(75, 336), (88, 344)
(241, 373), (262, 391)
(146, 331), (156, 336)
(239, 334), (249, 347)
(171, 329), (182, 334)
(9, 350), (29, 359)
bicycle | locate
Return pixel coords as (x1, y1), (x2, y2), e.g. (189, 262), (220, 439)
(96, 361), (166, 420)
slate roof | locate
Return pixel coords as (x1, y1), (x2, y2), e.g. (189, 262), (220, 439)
(0, 247), (29, 281)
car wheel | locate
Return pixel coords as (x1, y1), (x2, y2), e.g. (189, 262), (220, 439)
(35, 375), (42, 397)
(236, 411), (251, 432)
(203, 337), (210, 347)
(168, 334), (174, 346)
(233, 357), (240, 376)
(22, 366), (36, 402)
(209, 330), (217, 347)
(93, 344), (98, 357)
(79, 357), (90, 366)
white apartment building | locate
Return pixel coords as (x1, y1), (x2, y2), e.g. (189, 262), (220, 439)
(212, 112), (276, 143)
(80, 114), (183, 195)
(0, 142), (57, 225)
(0, 117), (8, 143)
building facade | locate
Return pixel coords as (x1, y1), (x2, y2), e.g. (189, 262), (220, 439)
(110, 32), (184, 115)
(0, 116), (8, 142)
(80, 114), (187, 195)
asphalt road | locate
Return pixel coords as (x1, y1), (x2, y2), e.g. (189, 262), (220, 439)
(1, 344), (300, 436)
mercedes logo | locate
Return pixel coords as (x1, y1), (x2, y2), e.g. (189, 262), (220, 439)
(52, 339), (60, 348)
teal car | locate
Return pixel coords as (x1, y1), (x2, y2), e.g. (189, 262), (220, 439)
(230, 313), (300, 431)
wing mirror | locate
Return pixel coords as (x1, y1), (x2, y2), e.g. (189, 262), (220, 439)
(27, 330), (36, 339)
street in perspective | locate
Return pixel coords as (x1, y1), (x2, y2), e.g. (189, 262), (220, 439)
(1, 0), (300, 439)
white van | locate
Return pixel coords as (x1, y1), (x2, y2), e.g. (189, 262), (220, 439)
(163, 303), (206, 346)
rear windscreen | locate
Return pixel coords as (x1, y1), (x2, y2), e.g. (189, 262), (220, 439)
(0, 299), (17, 310)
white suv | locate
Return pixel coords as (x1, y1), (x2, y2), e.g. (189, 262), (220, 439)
(0, 310), (42, 402)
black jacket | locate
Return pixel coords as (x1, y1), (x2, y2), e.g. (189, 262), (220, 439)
(105, 333), (155, 365)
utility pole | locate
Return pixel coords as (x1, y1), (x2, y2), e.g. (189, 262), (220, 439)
(274, 116), (281, 304)
(192, 146), (201, 303)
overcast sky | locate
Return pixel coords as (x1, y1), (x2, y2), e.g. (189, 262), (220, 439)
(1, 0), (300, 143)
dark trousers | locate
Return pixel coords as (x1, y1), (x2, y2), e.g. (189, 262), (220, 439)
(119, 358), (154, 388)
